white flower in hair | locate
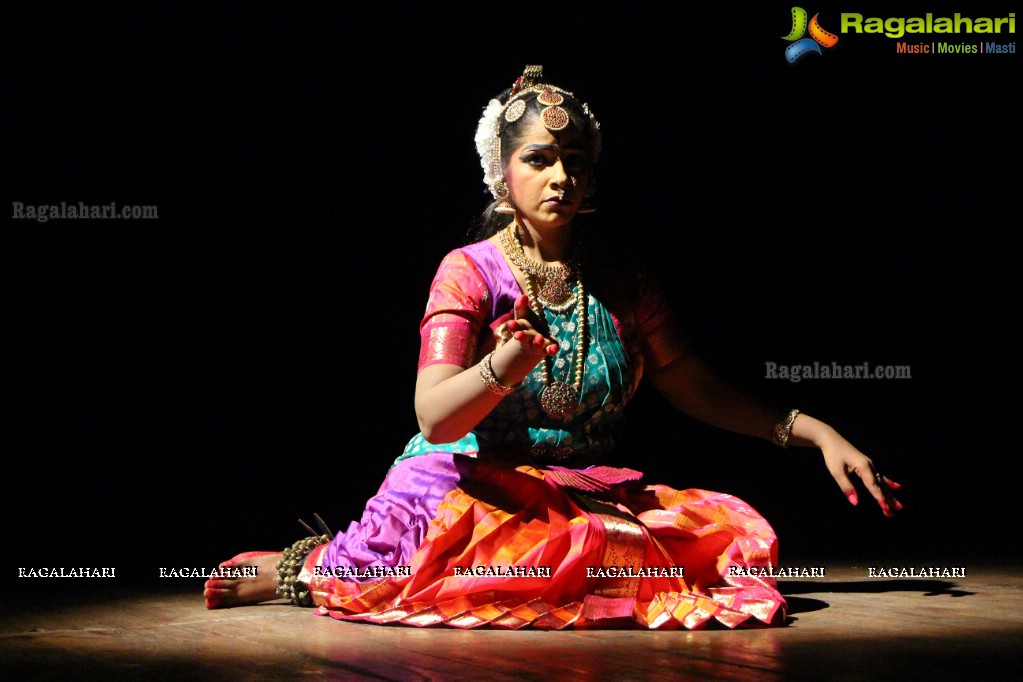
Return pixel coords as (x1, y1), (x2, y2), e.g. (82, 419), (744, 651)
(474, 98), (504, 194)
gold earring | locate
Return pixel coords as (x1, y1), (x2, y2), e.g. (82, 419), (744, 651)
(495, 202), (515, 215)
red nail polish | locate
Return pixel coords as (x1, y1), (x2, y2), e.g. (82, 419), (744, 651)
(845, 491), (858, 505)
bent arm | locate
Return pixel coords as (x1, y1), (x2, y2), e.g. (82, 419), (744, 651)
(415, 296), (556, 444)
(415, 363), (500, 444)
(415, 341), (536, 444)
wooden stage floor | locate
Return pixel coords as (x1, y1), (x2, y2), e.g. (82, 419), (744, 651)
(2, 564), (1021, 681)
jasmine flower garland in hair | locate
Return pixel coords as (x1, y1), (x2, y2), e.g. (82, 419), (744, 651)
(473, 69), (602, 200)
(474, 98), (505, 197)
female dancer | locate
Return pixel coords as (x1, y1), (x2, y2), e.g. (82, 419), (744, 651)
(204, 65), (901, 629)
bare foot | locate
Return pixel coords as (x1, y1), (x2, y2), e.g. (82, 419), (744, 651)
(204, 552), (283, 609)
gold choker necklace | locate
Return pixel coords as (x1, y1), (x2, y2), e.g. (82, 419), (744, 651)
(498, 225), (588, 420)
(498, 225), (579, 311)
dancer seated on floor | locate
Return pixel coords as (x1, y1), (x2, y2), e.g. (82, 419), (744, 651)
(204, 65), (902, 629)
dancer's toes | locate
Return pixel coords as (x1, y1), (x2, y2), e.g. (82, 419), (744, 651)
(204, 585), (227, 610)
(203, 551), (283, 609)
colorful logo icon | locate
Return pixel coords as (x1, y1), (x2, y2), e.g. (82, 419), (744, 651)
(783, 7), (839, 63)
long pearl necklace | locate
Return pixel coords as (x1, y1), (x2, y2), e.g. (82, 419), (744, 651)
(499, 224), (588, 420)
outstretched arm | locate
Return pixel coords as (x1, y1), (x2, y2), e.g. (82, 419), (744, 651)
(648, 352), (902, 517)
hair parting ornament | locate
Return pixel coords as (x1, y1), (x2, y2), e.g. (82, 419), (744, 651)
(474, 65), (602, 201)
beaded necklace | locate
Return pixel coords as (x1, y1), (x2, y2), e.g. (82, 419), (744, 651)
(498, 224), (580, 311)
(499, 224), (588, 420)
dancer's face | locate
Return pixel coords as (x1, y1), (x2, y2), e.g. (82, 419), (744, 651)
(506, 117), (590, 230)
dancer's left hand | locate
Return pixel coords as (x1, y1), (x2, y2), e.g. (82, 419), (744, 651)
(819, 433), (903, 517)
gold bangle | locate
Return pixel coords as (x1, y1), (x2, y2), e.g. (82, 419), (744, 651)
(479, 350), (515, 396)
(771, 409), (800, 448)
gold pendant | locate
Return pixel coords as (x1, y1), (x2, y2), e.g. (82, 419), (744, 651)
(539, 276), (573, 307)
(540, 381), (579, 420)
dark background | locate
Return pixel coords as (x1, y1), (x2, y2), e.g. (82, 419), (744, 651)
(3, 2), (1018, 594)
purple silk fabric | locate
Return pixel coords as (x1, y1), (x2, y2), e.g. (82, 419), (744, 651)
(319, 454), (474, 579)
(460, 241), (521, 321)
(322, 244), (520, 581)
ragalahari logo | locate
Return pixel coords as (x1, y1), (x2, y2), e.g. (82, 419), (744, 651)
(783, 7), (840, 63)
